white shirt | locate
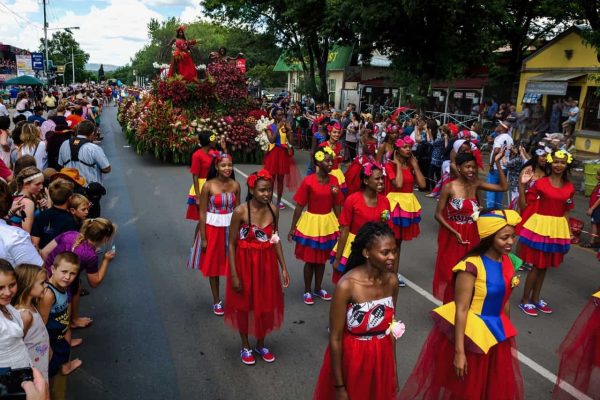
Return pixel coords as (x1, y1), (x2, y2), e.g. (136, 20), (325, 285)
(19, 141), (48, 170)
(0, 220), (43, 267)
(490, 133), (513, 170)
(0, 103), (8, 117)
(0, 305), (33, 369)
(58, 135), (111, 185)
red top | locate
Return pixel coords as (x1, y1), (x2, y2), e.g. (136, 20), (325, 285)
(339, 192), (392, 234)
(189, 148), (213, 177)
(65, 114), (83, 128)
(0, 159), (11, 181)
(384, 163), (414, 194)
(530, 177), (574, 217)
(293, 173), (344, 214)
(590, 182), (600, 208)
(320, 141), (343, 169)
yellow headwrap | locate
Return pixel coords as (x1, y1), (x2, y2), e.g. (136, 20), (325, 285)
(475, 210), (522, 239)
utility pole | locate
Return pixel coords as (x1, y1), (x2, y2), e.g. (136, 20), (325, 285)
(43, 0), (48, 79)
(71, 46), (75, 84)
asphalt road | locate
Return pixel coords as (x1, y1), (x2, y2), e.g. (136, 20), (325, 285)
(67, 105), (600, 400)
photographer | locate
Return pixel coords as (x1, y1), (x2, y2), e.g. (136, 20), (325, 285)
(57, 121), (110, 218)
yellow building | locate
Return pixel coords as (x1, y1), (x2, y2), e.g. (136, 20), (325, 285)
(517, 26), (600, 154)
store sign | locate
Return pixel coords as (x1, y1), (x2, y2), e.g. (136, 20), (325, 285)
(465, 92), (475, 99)
(16, 54), (34, 77)
(453, 92), (463, 99)
(525, 81), (567, 95)
(31, 53), (44, 71)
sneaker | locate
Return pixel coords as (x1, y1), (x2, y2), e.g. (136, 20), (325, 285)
(240, 348), (255, 365)
(313, 289), (332, 301)
(303, 292), (314, 305)
(254, 347), (275, 363)
(213, 301), (224, 316)
(518, 303), (538, 317)
(397, 273), (406, 287)
(278, 202), (286, 210)
(534, 300), (553, 314)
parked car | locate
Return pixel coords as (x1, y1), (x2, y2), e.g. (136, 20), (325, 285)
(261, 90), (275, 101)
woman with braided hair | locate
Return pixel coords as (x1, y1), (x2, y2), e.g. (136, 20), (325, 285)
(314, 222), (400, 400)
(41, 218), (117, 329)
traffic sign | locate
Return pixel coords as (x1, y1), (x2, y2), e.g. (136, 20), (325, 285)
(31, 53), (45, 71)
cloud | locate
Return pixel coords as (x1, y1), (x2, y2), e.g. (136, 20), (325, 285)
(179, 3), (207, 23)
(146, 0), (193, 6)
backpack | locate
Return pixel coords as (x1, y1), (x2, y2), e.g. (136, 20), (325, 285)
(62, 137), (95, 167)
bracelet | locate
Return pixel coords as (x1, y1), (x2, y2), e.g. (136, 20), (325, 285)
(334, 384), (345, 389)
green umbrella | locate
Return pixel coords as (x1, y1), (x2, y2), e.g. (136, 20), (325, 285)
(3, 75), (45, 86)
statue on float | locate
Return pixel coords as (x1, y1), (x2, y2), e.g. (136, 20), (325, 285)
(168, 25), (198, 82)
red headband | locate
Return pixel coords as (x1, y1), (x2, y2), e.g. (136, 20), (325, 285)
(363, 162), (383, 176)
(395, 137), (414, 148)
(247, 169), (273, 188)
(447, 123), (459, 136)
(327, 122), (341, 132)
(214, 152), (232, 165)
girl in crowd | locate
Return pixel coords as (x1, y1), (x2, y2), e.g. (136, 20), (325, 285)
(195, 153), (240, 315)
(331, 163), (391, 284)
(552, 290), (600, 399)
(319, 122), (346, 194)
(68, 193), (91, 229)
(225, 170), (290, 365)
(344, 123), (378, 195)
(0, 259), (32, 369)
(400, 210), (524, 400)
(433, 151), (508, 302)
(375, 123), (400, 164)
(345, 112), (360, 161)
(263, 107), (298, 209)
(518, 150), (574, 317)
(9, 166), (46, 233)
(314, 222), (399, 399)
(186, 131), (220, 221)
(42, 218), (117, 329)
(384, 137), (426, 283)
(289, 148), (343, 305)
(517, 147), (547, 220)
(17, 123), (47, 170)
(13, 264), (50, 380)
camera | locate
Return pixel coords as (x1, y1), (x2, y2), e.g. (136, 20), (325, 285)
(0, 367), (33, 399)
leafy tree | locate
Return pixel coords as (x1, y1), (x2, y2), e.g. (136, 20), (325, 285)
(106, 65), (134, 85)
(246, 64), (286, 88)
(39, 31), (90, 84)
(98, 64), (105, 82)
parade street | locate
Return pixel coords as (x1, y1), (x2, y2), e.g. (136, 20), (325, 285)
(65, 105), (600, 400)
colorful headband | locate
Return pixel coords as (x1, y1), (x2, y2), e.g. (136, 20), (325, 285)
(385, 124), (399, 133)
(23, 172), (43, 183)
(535, 148), (546, 156)
(546, 150), (573, 164)
(213, 152), (232, 165)
(475, 210), (522, 239)
(447, 123), (459, 136)
(327, 122), (341, 132)
(363, 162), (383, 176)
(395, 137), (414, 149)
(247, 169), (273, 189)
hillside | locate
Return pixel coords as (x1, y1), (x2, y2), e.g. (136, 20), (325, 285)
(85, 63), (120, 72)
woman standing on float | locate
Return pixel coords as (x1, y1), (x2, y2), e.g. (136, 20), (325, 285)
(168, 25), (198, 82)
(263, 107), (298, 209)
(289, 147), (343, 305)
(331, 162), (391, 284)
(433, 151), (508, 303)
(400, 210), (524, 400)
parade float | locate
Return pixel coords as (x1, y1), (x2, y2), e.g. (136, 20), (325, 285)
(118, 25), (268, 164)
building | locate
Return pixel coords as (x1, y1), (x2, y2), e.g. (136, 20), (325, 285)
(516, 26), (600, 154)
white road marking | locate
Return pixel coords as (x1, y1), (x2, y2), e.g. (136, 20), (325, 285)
(233, 166), (592, 400)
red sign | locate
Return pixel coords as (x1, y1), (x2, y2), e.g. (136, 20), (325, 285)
(236, 58), (246, 74)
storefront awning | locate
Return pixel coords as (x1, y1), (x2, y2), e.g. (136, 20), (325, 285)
(525, 72), (587, 95)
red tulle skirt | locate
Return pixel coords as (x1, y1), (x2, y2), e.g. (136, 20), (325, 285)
(263, 147), (300, 190)
(224, 242), (284, 338)
(168, 53), (197, 82)
(344, 160), (363, 196)
(199, 224), (229, 277)
(313, 334), (397, 400)
(186, 205), (199, 221)
(552, 297), (600, 399)
(432, 224), (479, 302)
(517, 245), (565, 269)
(295, 245), (330, 264)
(400, 326), (523, 400)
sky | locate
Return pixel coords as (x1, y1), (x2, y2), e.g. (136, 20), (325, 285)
(0, 0), (206, 65)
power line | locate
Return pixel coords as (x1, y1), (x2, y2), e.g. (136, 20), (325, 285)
(0, 0), (43, 30)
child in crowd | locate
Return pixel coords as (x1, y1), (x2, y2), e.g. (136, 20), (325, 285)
(9, 166), (46, 233)
(506, 143), (530, 210)
(38, 251), (82, 378)
(68, 193), (91, 228)
(31, 178), (78, 249)
(13, 264), (50, 380)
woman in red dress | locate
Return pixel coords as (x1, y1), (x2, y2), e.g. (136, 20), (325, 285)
(319, 122), (346, 194)
(553, 290), (600, 399)
(224, 170), (290, 365)
(518, 150), (575, 317)
(331, 162), (391, 284)
(314, 222), (400, 400)
(433, 151), (508, 303)
(168, 25), (198, 82)
(196, 153), (240, 315)
(344, 125), (378, 196)
(186, 131), (219, 221)
(400, 210), (524, 400)
(289, 147), (344, 305)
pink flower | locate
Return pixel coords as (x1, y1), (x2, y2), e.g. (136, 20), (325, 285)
(386, 320), (406, 339)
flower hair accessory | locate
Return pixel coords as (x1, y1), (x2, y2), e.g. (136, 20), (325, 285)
(380, 210), (390, 222)
(386, 319), (406, 339)
(511, 275), (521, 289)
(447, 123), (459, 136)
(327, 122), (341, 132)
(214, 152), (232, 165)
(247, 169), (272, 188)
(322, 146), (336, 156)
(471, 204), (481, 221)
(547, 150), (573, 164)
(363, 162), (382, 176)
(395, 137), (414, 149)
(209, 134), (217, 142)
(535, 148), (546, 157)
(314, 151), (326, 162)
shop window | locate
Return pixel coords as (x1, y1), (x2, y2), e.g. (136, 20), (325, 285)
(583, 87), (600, 131)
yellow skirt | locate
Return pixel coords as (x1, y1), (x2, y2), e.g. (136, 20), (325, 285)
(330, 168), (346, 188)
(330, 232), (356, 272)
(293, 211), (340, 250)
(386, 192), (421, 214)
(187, 178), (207, 204)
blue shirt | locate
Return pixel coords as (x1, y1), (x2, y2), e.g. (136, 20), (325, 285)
(27, 115), (46, 125)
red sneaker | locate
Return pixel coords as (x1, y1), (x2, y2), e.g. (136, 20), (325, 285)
(303, 292), (314, 305)
(518, 303), (538, 317)
(534, 300), (553, 314)
(240, 348), (255, 365)
(213, 302), (224, 316)
(254, 347), (275, 363)
(313, 289), (332, 301)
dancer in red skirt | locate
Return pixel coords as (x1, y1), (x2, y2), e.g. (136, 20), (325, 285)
(344, 127), (378, 196)
(553, 290), (600, 399)
(262, 107), (298, 209)
(518, 150), (574, 317)
(319, 122), (346, 194)
(186, 131), (221, 221)
(225, 169), (290, 365)
(314, 222), (400, 400)
(433, 151), (508, 303)
(289, 147), (343, 305)
(400, 210), (524, 400)
(195, 153), (240, 315)
(331, 162), (391, 284)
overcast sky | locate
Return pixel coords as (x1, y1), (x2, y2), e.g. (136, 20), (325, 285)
(0, 0), (205, 65)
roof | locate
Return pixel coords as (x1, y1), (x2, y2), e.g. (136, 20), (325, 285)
(357, 50), (392, 67)
(273, 45), (353, 72)
(431, 77), (488, 90)
(522, 26), (587, 63)
(528, 71), (587, 81)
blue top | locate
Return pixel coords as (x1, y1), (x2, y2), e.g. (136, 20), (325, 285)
(46, 283), (69, 342)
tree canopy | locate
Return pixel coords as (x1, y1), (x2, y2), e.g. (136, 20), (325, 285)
(39, 31), (91, 84)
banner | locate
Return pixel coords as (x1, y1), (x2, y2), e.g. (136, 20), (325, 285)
(31, 53), (44, 71)
(16, 54), (34, 77)
(236, 58), (247, 74)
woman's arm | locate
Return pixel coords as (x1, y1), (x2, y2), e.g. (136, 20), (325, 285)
(287, 203), (305, 242)
(40, 240), (58, 261)
(38, 288), (55, 324)
(453, 270), (476, 379)
(198, 182), (210, 250)
(478, 153), (509, 192)
(409, 155), (426, 189)
(233, 182), (241, 207)
(86, 250), (115, 288)
(332, 225), (350, 273)
(272, 208), (290, 288)
(329, 279), (353, 399)
(228, 207), (243, 292)
(392, 158), (403, 189)
(18, 310), (33, 337)
(192, 174), (201, 208)
(21, 199), (35, 233)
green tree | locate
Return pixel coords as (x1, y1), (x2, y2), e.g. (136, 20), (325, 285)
(98, 64), (105, 82)
(39, 31), (90, 84)
(107, 65), (134, 85)
(246, 64), (286, 88)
